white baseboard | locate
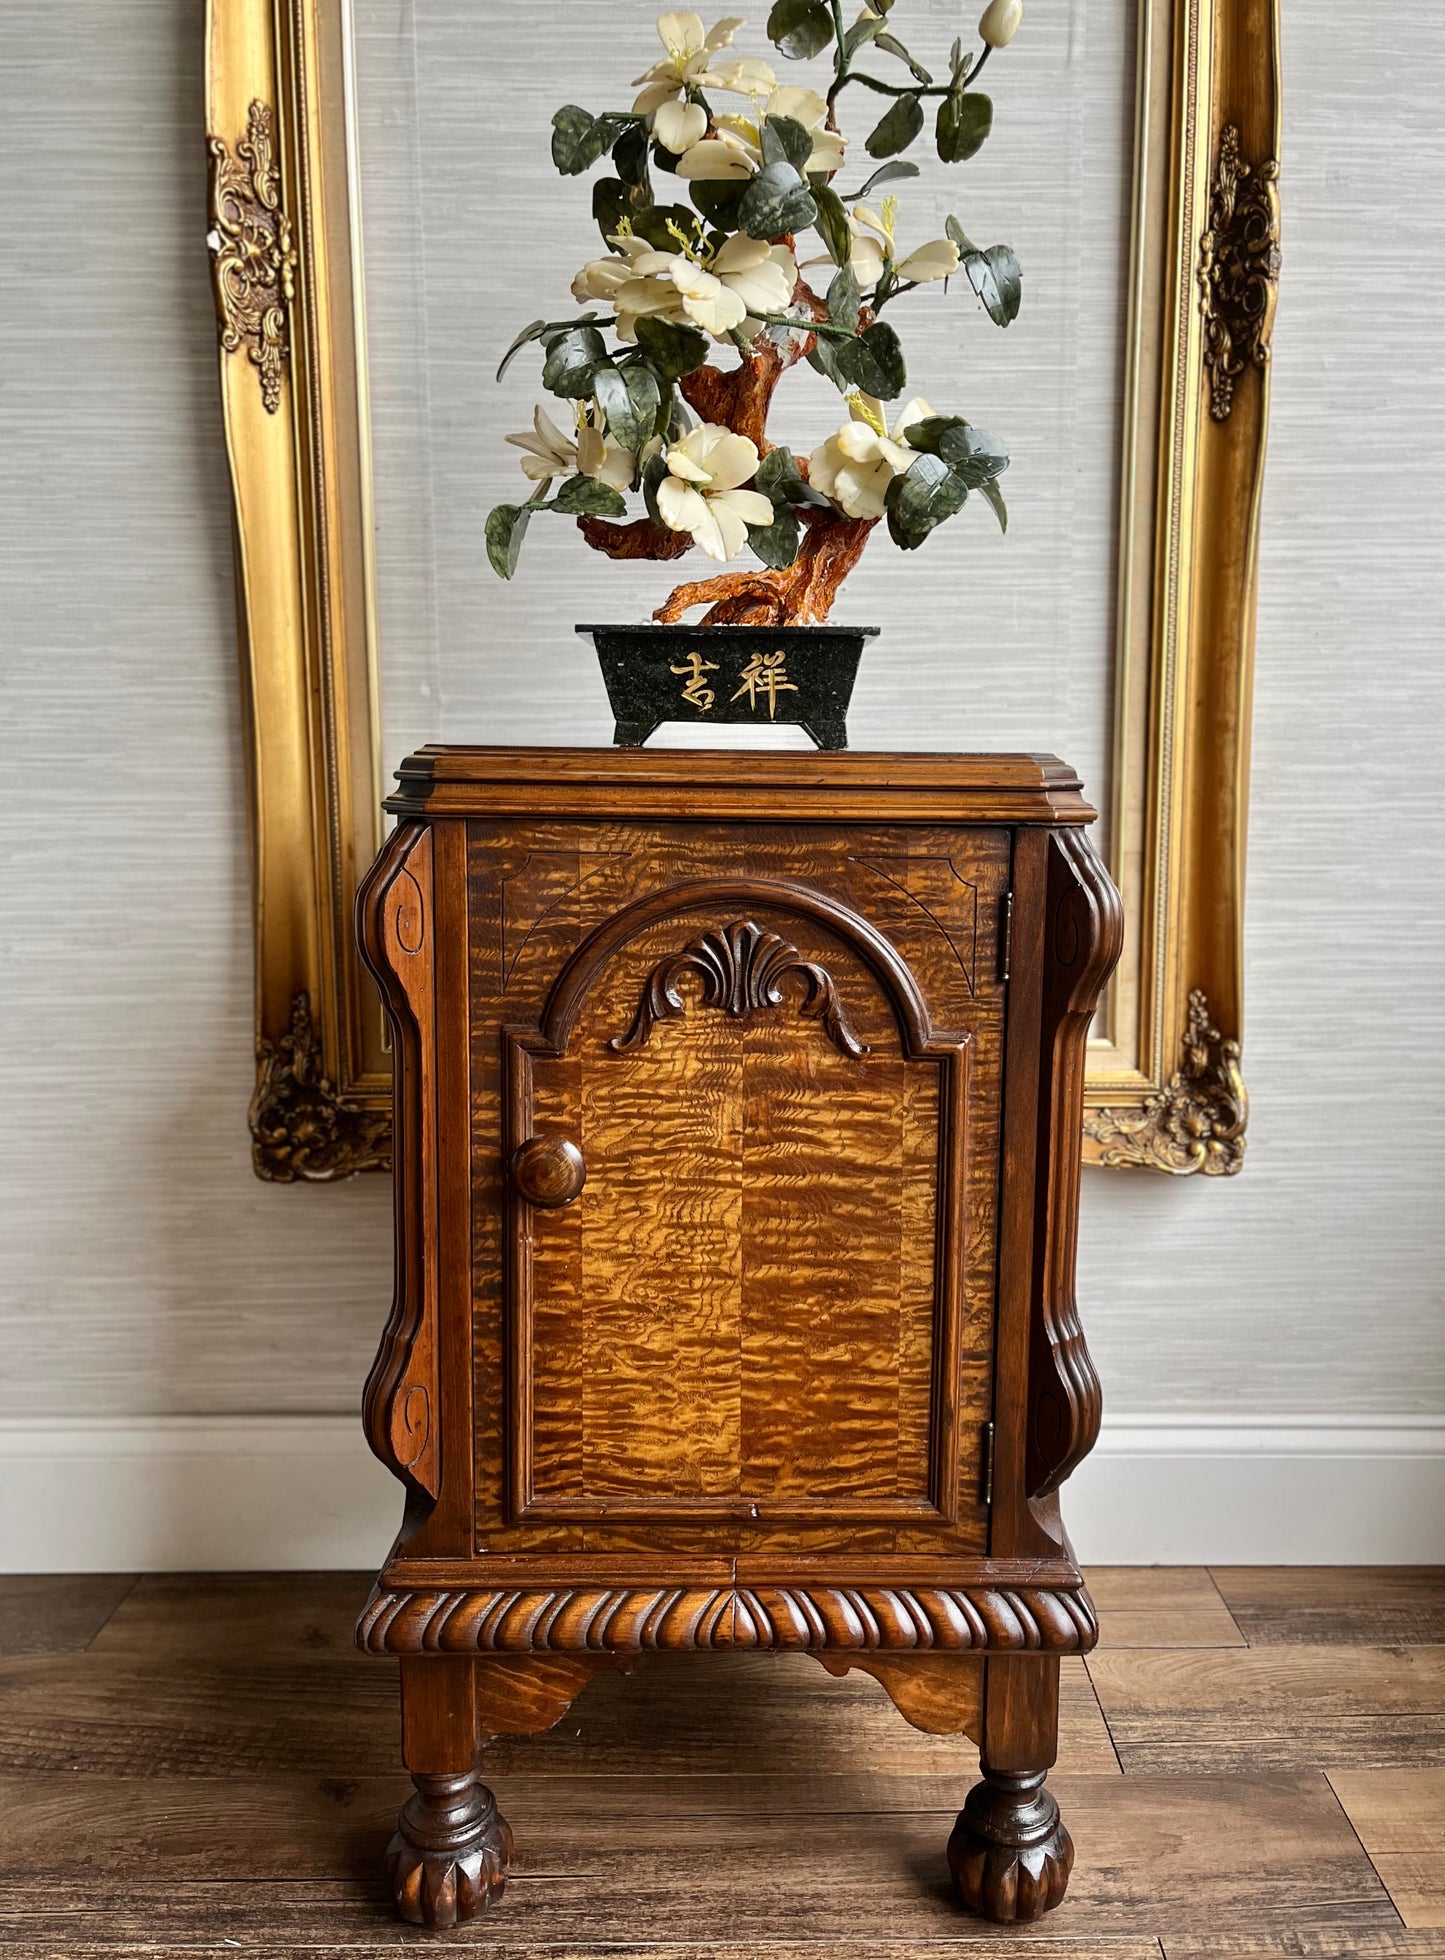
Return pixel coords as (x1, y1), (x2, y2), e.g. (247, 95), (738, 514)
(1, 1413), (1442, 1571)
(1066, 1415), (1445, 1564)
(0, 1417), (399, 1574)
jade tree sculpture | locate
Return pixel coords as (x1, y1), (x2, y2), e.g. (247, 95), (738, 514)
(488, 0), (1023, 626)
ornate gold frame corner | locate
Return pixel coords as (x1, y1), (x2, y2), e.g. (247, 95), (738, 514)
(1081, 0), (1280, 1174)
(206, 0), (1280, 1181)
(207, 0), (390, 1180)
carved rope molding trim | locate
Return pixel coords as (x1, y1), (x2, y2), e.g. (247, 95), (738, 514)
(206, 99), (298, 413)
(611, 918), (867, 1059)
(249, 991), (392, 1182)
(1199, 124), (1282, 423)
(357, 1584), (1099, 1656)
(1083, 988), (1248, 1176)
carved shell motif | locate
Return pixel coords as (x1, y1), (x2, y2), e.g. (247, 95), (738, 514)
(611, 918), (867, 1059)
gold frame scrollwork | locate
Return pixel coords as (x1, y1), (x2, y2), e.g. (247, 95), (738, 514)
(205, 0), (1280, 1180)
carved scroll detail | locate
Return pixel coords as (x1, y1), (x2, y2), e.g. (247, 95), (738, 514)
(1084, 988), (1248, 1176)
(1198, 124), (1282, 423)
(249, 991), (391, 1181)
(206, 100), (297, 412)
(358, 1584), (1098, 1657)
(1029, 831), (1124, 1502)
(357, 825), (439, 1499)
(611, 917), (867, 1058)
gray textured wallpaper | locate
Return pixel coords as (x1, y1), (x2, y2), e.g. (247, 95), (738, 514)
(0, 0), (393, 1413)
(0, 0), (1440, 1421)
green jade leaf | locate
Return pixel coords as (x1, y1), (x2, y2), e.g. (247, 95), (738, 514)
(593, 362), (660, 453)
(826, 263), (862, 332)
(747, 507), (801, 567)
(629, 203), (699, 251)
(690, 177), (747, 231)
(635, 315), (709, 381)
(760, 114), (814, 173)
(936, 91), (993, 163)
(550, 107), (632, 176)
(766, 0), (835, 60)
(865, 92), (924, 158)
(552, 473), (627, 517)
(906, 415), (1009, 487)
(541, 324), (608, 399)
(874, 30), (933, 84)
(592, 178), (631, 238)
(968, 243), (1022, 325)
(885, 452), (969, 550)
(835, 320), (906, 400)
(640, 449), (670, 526)
(485, 503), (532, 579)
(843, 159), (921, 202)
(757, 444), (831, 509)
(738, 159), (818, 240)
(496, 318), (547, 382)
(810, 182), (853, 268)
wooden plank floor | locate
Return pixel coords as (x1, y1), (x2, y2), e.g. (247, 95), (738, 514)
(0, 1569), (1442, 1957)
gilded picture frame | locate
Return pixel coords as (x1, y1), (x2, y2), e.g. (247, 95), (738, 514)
(205, 0), (1280, 1181)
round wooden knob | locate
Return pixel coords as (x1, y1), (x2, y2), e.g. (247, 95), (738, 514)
(510, 1134), (586, 1209)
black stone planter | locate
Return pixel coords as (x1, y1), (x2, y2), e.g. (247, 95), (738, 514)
(579, 623), (879, 751)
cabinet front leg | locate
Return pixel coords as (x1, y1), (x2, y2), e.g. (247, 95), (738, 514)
(387, 1656), (513, 1929)
(948, 1655), (1072, 1922)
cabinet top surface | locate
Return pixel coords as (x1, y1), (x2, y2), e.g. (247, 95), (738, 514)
(387, 746), (1096, 826)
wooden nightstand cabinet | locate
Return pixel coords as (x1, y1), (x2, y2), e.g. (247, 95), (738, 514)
(356, 747), (1121, 1930)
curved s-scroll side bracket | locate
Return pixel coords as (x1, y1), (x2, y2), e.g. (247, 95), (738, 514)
(357, 823), (439, 1500)
(1028, 830), (1124, 1502)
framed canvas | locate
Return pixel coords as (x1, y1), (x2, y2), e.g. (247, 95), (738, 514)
(204, 0), (1280, 1181)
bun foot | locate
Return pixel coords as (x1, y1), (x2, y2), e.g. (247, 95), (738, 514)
(948, 1765), (1074, 1922)
(385, 1768), (513, 1928)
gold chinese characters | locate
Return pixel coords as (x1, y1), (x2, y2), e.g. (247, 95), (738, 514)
(671, 647), (799, 720)
(670, 651), (720, 712)
(732, 650), (799, 720)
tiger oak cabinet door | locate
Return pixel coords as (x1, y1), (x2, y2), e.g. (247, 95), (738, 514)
(356, 749), (1121, 1930)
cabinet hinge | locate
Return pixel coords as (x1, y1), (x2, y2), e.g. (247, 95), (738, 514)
(981, 1421), (996, 1506)
(999, 892), (1014, 984)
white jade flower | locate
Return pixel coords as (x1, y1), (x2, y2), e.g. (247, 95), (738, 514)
(504, 404), (636, 490)
(979, 0), (1023, 48)
(808, 394), (936, 520)
(656, 423), (774, 560)
(713, 86), (848, 176)
(897, 237), (961, 282)
(653, 98), (709, 156)
(632, 14), (774, 115)
(576, 407), (639, 491)
(674, 128), (759, 181)
(575, 232), (795, 343)
(801, 214), (882, 289)
(840, 216), (887, 288)
(711, 233), (797, 318)
(571, 235), (649, 306)
(503, 405), (578, 484)
(850, 200), (959, 285)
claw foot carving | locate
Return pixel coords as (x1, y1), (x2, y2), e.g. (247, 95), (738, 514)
(947, 1765), (1074, 1922)
(386, 1768), (512, 1928)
